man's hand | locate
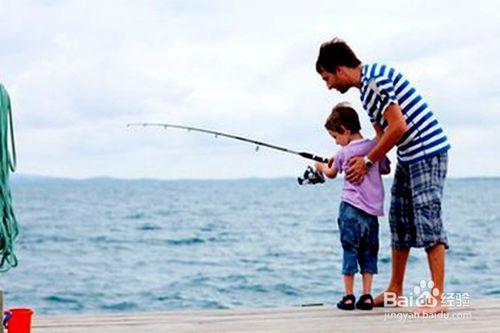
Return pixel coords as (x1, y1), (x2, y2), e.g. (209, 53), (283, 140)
(346, 156), (368, 184)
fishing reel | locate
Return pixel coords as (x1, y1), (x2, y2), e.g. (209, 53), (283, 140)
(297, 166), (325, 185)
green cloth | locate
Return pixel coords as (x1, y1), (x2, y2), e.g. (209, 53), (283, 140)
(0, 83), (18, 272)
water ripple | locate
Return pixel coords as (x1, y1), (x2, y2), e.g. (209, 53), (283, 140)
(3, 178), (499, 315)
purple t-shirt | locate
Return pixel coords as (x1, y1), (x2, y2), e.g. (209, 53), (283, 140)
(333, 139), (390, 217)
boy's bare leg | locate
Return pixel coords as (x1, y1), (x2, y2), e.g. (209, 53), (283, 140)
(343, 274), (355, 302)
(362, 273), (373, 301)
(374, 247), (410, 306)
(414, 244), (447, 314)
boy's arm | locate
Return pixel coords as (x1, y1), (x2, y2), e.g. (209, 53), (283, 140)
(315, 158), (338, 179)
(379, 155), (391, 175)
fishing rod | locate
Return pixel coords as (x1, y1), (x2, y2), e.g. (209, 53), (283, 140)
(126, 122), (329, 164)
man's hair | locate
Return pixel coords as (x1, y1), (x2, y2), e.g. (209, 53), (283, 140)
(316, 38), (361, 74)
(324, 102), (361, 134)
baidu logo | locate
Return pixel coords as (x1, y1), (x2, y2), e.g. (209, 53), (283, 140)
(412, 280), (440, 307)
(384, 279), (469, 308)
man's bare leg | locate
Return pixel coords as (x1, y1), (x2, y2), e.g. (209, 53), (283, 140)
(374, 247), (410, 307)
(414, 244), (447, 314)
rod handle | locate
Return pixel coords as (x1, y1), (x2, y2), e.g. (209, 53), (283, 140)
(299, 152), (328, 163)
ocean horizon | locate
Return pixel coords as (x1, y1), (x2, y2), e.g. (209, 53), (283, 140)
(10, 173), (500, 182)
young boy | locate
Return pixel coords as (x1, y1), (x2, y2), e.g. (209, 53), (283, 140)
(315, 102), (390, 310)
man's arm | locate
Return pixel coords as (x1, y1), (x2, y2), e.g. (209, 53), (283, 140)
(366, 103), (408, 163)
(373, 123), (384, 141)
(346, 103), (408, 183)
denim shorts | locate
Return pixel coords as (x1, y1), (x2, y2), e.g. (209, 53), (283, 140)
(389, 152), (449, 252)
(338, 201), (379, 275)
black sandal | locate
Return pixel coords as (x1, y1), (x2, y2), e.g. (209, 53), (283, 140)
(337, 294), (356, 310)
(355, 294), (374, 310)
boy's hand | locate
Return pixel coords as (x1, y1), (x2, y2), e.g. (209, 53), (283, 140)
(314, 162), (325, 173)
(315, 158), (339, 180)
(380, 156), (391, 175)
(315, 157), (335, 176)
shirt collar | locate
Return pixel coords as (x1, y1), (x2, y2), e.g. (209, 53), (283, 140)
(347, 138), (369, 146)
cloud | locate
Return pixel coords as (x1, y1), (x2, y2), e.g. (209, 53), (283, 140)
(0, 0), (498, 178)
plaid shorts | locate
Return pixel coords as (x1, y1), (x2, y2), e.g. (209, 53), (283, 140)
(389, 152), (449, 251)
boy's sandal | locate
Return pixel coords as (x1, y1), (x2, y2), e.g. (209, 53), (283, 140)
(337, 294), (356, 310)
(355, 294), (374, 310)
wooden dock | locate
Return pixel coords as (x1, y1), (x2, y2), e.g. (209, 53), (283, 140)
(32, 299), (499, 333)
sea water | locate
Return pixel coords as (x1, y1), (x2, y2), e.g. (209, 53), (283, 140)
(0, 177), (498, 314)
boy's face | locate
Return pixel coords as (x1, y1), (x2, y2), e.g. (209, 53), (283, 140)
(328, 129), (350, 147)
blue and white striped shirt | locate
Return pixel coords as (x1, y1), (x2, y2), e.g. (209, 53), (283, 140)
(360, 63), (450, 163)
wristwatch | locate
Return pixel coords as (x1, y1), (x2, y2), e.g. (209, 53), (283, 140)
(363, 156), (374, 168)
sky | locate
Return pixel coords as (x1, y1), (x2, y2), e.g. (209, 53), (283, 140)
(0, 0), (499, 179)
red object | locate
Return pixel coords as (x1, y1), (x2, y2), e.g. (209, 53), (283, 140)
(3, 308), (34, 333)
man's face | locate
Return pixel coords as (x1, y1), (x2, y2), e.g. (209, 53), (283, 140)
(319, 69), (349, 94)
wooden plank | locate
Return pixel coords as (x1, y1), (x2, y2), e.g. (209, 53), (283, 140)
(31, 299), (500, 333)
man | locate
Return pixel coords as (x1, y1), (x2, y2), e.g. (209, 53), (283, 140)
(316, 38), (450, 314)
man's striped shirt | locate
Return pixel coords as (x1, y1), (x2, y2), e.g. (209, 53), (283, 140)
(360, 63), (450, 163)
